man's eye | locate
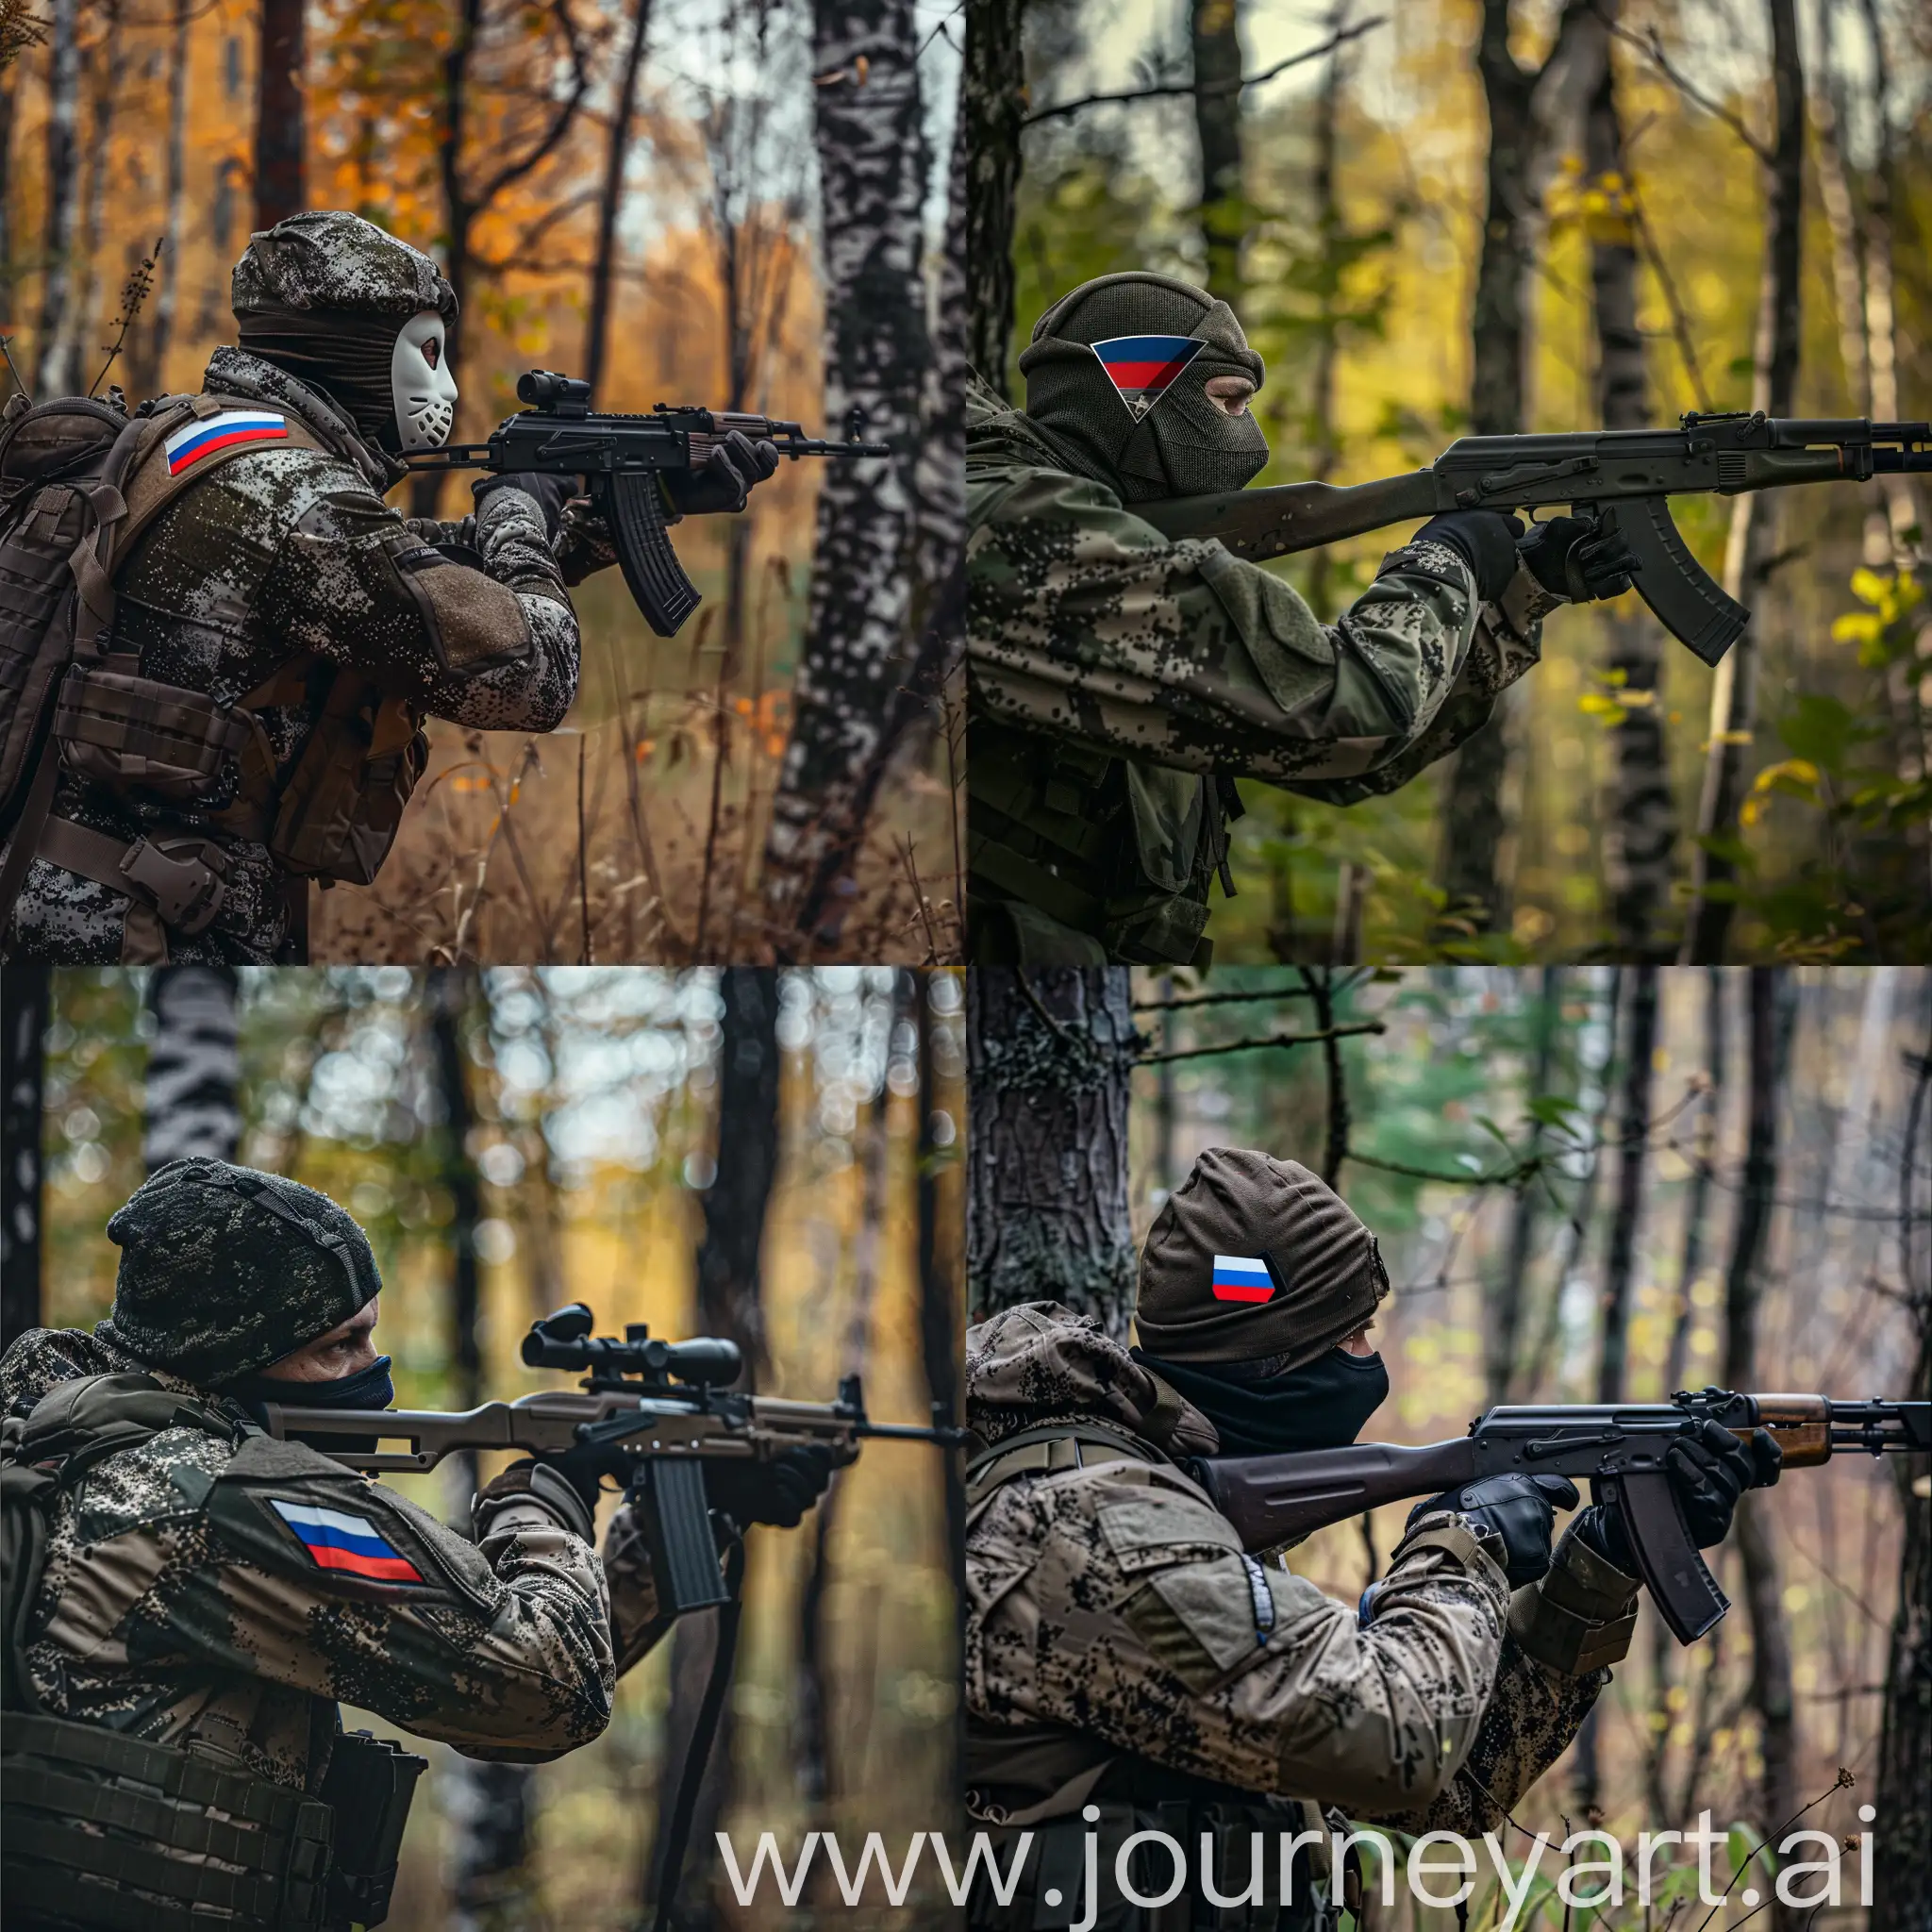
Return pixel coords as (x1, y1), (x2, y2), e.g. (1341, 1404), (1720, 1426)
(424, 338), (440, 369)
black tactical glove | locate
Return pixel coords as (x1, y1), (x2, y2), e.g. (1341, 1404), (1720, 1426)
(663, 429), (780, 517)
(1414, 509), (1526, 602)
(1409, 1472), (1581, 1589)
(1578, 1413), (1783, 1572)
(704, 1445), (836, 1530)
(474, 470), (575, 541)
(554, 494), (618, 585)
(1517, 512), (1641, 604)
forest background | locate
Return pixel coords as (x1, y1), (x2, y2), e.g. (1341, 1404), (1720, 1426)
(0, 0), (967, 964)
(1, 964), (966, 1928)
(967, 965), (1932, 1928)
(967, 0), (1932, 965)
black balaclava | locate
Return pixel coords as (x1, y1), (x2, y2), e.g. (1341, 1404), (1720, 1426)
(1018, 271), (1268, 502)
(234, 305), (412, 453)
(222, 1352), (396, 1455)
(1131, 1345), (1390, 1456)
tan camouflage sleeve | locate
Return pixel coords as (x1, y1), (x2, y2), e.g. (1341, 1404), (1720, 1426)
(254, 475), (581, 732)
(970, 1464), (1512, 1816)
(601, 1500), (675, 1677)
(967, 461), (1539, 788)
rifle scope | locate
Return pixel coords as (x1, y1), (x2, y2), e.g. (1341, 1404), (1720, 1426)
(521, 1303), (743, 1388)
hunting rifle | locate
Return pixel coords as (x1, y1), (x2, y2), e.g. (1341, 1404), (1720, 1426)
(402, 370), (891, 639)
(1136, 411), (1932, 666)
(258, 1299), (962, 1619)
(1192, 1388), (1930, 1643)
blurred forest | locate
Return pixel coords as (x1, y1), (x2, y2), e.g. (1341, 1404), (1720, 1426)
(6, 964), (965, 1927)
(0, 0), (966, 963)
(967, 0), (1932, 965)
(967, 964), (1932, 1926)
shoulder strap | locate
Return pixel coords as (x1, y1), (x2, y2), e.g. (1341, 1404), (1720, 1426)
(964, 1418), (1165, 1524)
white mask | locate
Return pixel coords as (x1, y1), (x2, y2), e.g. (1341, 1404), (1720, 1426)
(391, 310), (458, 451)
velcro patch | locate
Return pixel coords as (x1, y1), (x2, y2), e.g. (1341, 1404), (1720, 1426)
(270, 1498), (428, 1585)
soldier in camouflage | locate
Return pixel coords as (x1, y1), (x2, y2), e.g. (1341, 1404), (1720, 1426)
(2, 210), (775, 966)
(0, 1157), (823, 1930)
(961, 1148), (1778, 1929)
(967, 273), (1640, 965)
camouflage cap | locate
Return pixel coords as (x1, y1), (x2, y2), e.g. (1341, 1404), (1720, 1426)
(232, 210), (458, 322)
(1135, 1147), (1389, 1367)
(99, 1158), (383, 1386)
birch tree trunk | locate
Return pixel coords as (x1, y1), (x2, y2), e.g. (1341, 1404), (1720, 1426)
(1, 965), (49, 1345)
(968, 968), (1138, 1335)
(1682, 0), (1804, 964)
(647, 967), (779, 1922)
(143, 968), (241, 1172)
(253, 0), (306, 230)
(965, 0), (1025, 391)
(1596, 963), (1657, 1406)
(34, 0), (81, 397)
(759, 0), (936, 949)
(1190, 0), (1243, 307)
(1488, 965), (1561, 1407)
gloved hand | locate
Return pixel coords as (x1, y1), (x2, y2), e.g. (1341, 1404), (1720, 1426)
(1517, 512), (1641, 604)
(554, 493), (618, 585)
(1414, 509), (1525, 602)
(704, 1445), (835, 1530)
(1408, 1472), (1581, 1589)
(1578, 1415), (1783, 1572)
(663, 429), (780, 517)
(474, 470), (575, 541)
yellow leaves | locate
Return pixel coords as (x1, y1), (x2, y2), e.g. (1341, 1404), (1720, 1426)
(1740, 758), (1820, 825)
(1578, 691), (1625, 721)
(1833, 566), (1920, 666)
(1545, 156), (1638, 245)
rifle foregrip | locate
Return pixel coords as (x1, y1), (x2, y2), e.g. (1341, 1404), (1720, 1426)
(1607, 1469), (1728, 1644)
(598, 473), (702, 639)
(1604, 494), (1748, 667)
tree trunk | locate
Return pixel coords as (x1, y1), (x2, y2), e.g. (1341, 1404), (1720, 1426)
(1190, 0), (1243, 307)
(1, 965), (48, 1345)
(429, 969), (534, 1932)
(583, 0), (653, 396)
(34, 0), (81, 397)
(1302, 4), (1349, 620)
(759, 0), (933, 949)
(70, 0), (130, 398)
(1490, 965), (1562, 1407)
(1873, 981), (1931, 1927)
(967, 968), (1138, 1336)
(964, 0), (1026, 391)
(130, 0), (192, 403)
(647, 967), (779, 1921)
(1, 50), (18, 337)
(1724, 966), (1800, 1926)
(143, 968), (241, 1172)
(253, 0), (306, 230)
(1587, 19), (1674, 958)
(1682, 0), (1803, 965)
(1596, 964), (1657, 1406)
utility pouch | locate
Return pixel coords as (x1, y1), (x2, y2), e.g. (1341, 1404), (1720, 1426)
(54, 661), (254, 804)
(268, 676), (428, 885)
(319, 1730), (426, 1929)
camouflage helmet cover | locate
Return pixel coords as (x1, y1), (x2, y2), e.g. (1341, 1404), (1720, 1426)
(99, 1158), (384, 1386)
(232, 210), (458, 322)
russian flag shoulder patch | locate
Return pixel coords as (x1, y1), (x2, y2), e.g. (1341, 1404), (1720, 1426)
(1090, 335), (1206, 419)
(1210, 1253), (1276, 1304)
(164, 408), (290, 476)
(270, 1497), (428, 1586)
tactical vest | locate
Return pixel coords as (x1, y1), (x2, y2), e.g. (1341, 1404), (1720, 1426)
(0, 389), (429, 961)
(962, 1424), (1341, 1932)
(1, 1372), (425, 1930)
(968, 720), (1243, 968)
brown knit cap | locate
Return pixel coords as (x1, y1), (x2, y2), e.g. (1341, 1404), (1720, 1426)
(1134, 1147), (1389, 1366)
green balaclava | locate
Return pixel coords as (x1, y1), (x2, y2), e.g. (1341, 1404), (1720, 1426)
(98, 1157), (383, 1386)
(1017, 272), (1269, 502)
(231, 209), (458, 455)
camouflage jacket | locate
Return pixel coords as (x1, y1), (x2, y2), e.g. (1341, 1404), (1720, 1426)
(963, 1304), (1633, 1834)
(0, 1326), (643, 1791)
(966, 381), (1556, 796)
(5, 347), (580, 966)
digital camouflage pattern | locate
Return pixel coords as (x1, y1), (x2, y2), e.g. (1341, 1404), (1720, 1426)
(2, 1325), (635, 1793)
(964, 1304), (1625, 1832)
(230, 211), (458, 322)
(967, 379), (1555, 791)
(99, 1158), (381, 1385)
(4, 346), (578, 964)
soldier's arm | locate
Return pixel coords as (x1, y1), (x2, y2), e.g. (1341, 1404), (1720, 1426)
(967, 463), (1547, 788)
(254, 473), (581, 732)
(600, 1500), (675, 1677)
(972, 1470), (1512, 1816)
(1368, 1521), (1642, 1836)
